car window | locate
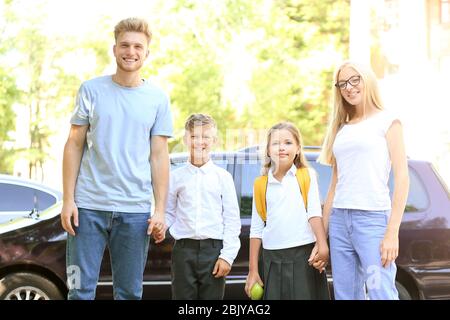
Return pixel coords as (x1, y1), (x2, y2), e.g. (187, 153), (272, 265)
(389, 167), (429, 213)
(311, 163), (428, 213)
(239, 162), (262, 217)
(210, 158), (229, 171)
(0, 183), (57, 211)
(309, 162), (332, 203)
(405, 169), (429, 212)
(170, 158), (228, 171)
(431, 163), (450, 198)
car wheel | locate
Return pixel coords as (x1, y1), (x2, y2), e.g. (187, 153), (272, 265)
(0, 272), (64, 300)
(396, 280), (412, 300)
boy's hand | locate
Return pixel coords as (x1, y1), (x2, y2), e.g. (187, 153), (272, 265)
(152, 225), (167, 244)
(147, 212), (165, 240)
(212, 258), (231, 278)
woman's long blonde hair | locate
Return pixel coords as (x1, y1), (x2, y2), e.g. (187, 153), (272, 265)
(261, 122), (308, 176)
(318, 61), (384, 165)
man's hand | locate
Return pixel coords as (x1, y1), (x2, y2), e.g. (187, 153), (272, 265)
(147, 212), (166, 243)
(61, 200), (78, 236)
(212, 258), (231, 278)
(152, 224), (167, 244)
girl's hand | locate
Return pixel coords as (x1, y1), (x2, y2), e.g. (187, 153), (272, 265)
(308, 243), (329, 273)
(308, 244), (319, 265)
(245, 271), (263, 298)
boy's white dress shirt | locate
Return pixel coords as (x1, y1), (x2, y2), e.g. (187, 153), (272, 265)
(166, 160), (241, 266)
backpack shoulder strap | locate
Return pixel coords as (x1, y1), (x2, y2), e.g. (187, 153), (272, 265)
(253, 175), (268, 222)
(296, 167), (311, 211)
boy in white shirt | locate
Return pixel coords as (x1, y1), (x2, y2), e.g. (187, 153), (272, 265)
(163, 113), (241, 299)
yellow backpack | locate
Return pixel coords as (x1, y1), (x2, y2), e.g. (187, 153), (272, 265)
(253, 167), (310, 222)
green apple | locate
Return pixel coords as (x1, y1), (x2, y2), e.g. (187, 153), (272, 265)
(250, 283), (264, 300)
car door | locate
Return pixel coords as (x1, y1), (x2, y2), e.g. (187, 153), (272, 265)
(394, 161), (450, 299)
(227, 152), (260, 298)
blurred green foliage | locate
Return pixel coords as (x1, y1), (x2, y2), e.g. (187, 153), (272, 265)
(0, 0), (349, 175)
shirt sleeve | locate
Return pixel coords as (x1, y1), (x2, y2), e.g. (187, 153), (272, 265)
(70, 83), (91, 126)
(165, 171), (178, 229)
(150, 92), (174, 138)
(382, 110), (402, 135)
(249, 186), (265, 239)
(218, 171), (241, 266)
(306, 168), (322, 220)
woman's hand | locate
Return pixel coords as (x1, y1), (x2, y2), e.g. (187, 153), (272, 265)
(380, 231), (399, 268)
(308, 242), (329, 273)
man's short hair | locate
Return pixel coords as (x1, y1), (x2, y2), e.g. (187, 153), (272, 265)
(184, 114), (217, 131)
(114, 17), (152, 44)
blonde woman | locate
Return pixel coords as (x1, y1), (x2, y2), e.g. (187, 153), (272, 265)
(318, 61), (409, 300)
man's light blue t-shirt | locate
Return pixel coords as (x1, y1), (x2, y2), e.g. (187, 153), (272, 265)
(70, 75), (173, 213)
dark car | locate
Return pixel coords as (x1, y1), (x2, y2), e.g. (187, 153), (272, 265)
(0, 149), (449, 300)
(0, 174), (61, 225)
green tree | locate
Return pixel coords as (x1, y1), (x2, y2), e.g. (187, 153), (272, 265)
(0, 69), (19, 174)
(2, 0), (350, 176)
(9, 11), (110, 180)
(142, 0), (251, 150)
(0, 0), (20, 173)
(244, 0), (350, 146)
(144, 0), (349, 150)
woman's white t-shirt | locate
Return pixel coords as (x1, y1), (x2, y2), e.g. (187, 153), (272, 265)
(332, 110), (399, 211)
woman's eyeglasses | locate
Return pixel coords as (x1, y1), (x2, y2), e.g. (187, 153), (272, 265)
(335, 75), (361, 90)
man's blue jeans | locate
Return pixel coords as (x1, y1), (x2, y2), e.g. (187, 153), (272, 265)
(329, 208), (399, 300)
(66, 208), (150, 300)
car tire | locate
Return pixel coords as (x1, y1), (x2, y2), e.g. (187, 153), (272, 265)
(0, 272), (64, 300)
(396, 280), (412, 300)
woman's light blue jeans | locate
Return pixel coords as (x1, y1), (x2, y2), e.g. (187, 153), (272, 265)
(329, 208), (399, 300)
(66, 208), (150, 300)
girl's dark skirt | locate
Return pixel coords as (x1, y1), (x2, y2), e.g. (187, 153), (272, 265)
(262, 243), (330, 300)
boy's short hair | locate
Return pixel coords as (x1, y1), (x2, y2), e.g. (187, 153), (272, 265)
(114, 17), (152, 44)
(184, 114), (217, 131)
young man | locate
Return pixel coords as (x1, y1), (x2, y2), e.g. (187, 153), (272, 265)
(61, 17), (173, 300)
(162, 114), (241, 300)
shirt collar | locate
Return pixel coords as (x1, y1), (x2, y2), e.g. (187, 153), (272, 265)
(268, 164), (297, 183)
(187, 158), (214, 174)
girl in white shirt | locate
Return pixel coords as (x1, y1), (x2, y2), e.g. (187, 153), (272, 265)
(318, 61), (409, 300)
(245, 122), (330, 300)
